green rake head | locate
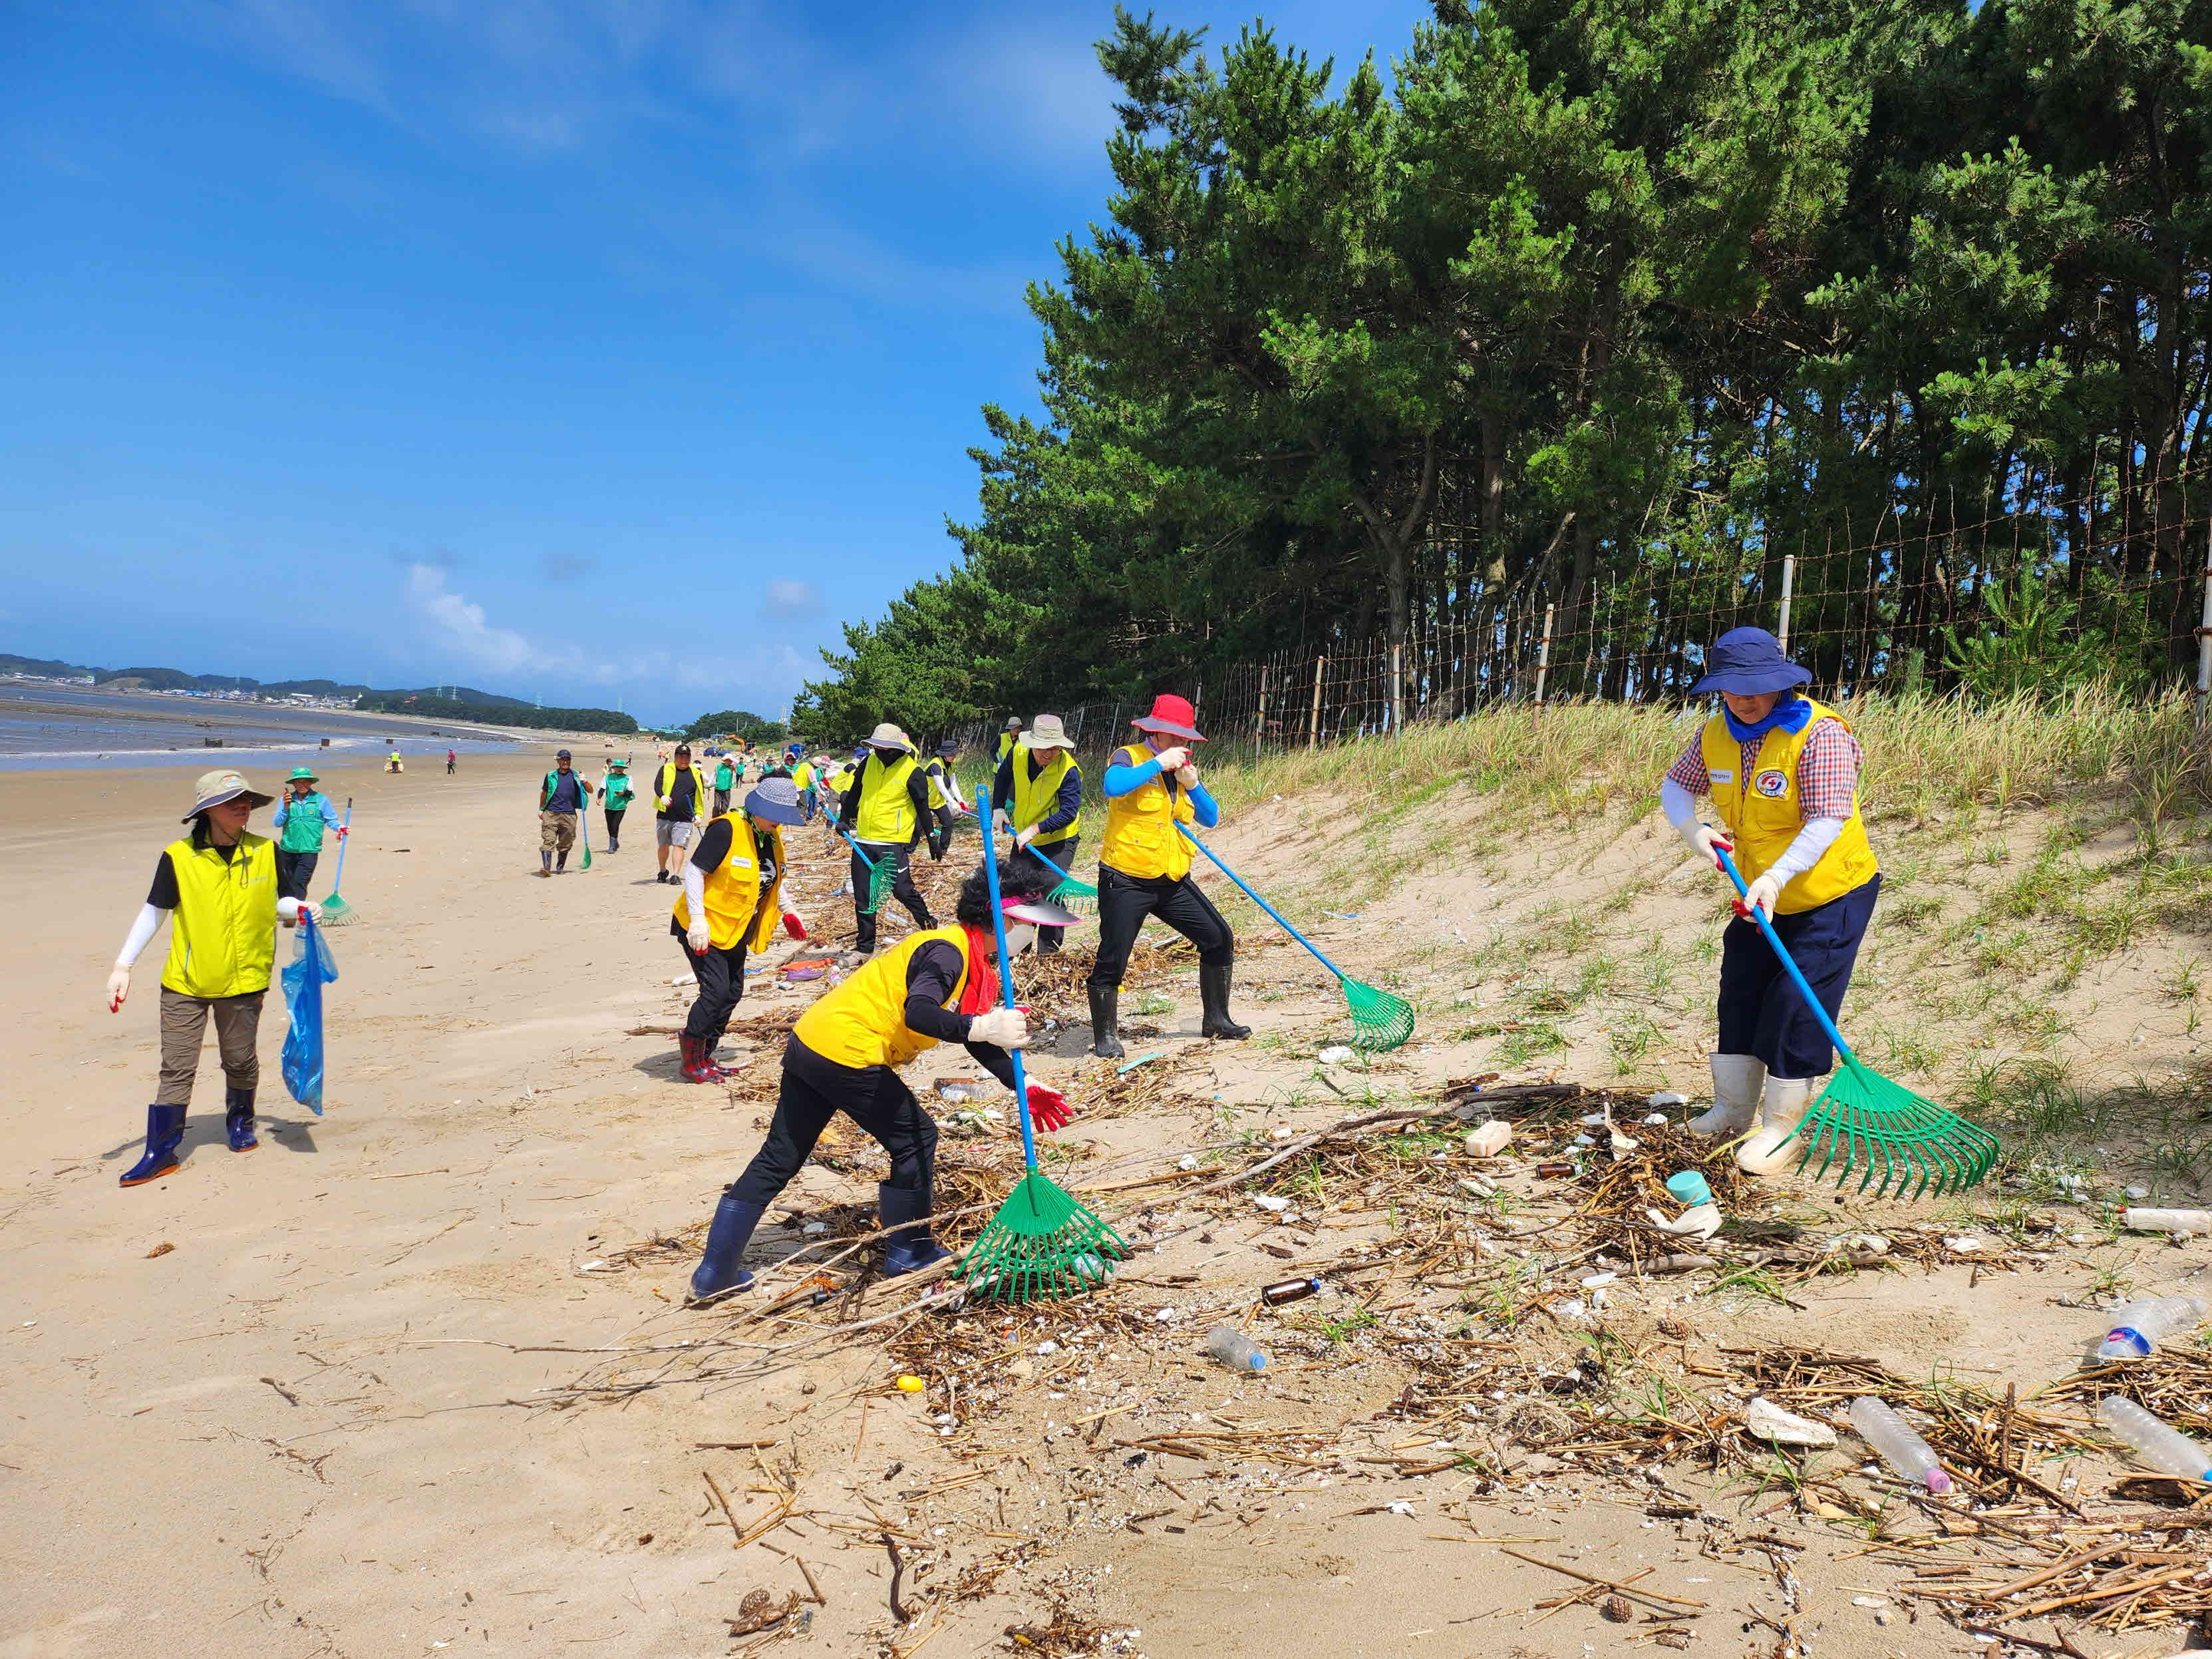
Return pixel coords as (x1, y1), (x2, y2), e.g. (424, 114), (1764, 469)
(1776, 1060), (2001, 1198)
(1046, 874), (1097, 915)
(316, 892), (359, 927)
(959, 1170), (1129, 1302)
(860, 854), (897, 916)
(1343, 977), (1415, 1052)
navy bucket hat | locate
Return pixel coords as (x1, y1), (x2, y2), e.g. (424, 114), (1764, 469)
(1688, 628), (1812, 697)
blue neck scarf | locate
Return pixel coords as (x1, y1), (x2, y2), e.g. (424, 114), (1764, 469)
(1722, 695), (1812, 743)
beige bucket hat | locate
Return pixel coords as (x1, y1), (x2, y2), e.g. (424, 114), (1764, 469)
(184, 768), (274, 821)
(1017, 713), (1076, 751)
(866, 723), (915, 753)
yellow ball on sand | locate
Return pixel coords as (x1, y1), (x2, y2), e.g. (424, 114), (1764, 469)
(895, 1374), (925, 1393)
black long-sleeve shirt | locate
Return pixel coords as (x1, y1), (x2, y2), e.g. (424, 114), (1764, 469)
(991, 751), (1083, 836)
(903, 940), (1017, 1090)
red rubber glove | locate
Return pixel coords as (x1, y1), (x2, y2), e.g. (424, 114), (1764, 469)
(782, 911), (807, 940)
(1027, 1083), (1072, 1133)
(334, 825), (348, 839)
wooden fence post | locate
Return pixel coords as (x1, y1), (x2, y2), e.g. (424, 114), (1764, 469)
(1533, 605), (1556, 705)
(1309, 655), (1327, 749)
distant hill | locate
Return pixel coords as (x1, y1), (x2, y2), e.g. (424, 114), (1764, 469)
(357, 690), (636, 735)
(0, 651), (102, 679)
(5, 647), (553, 713)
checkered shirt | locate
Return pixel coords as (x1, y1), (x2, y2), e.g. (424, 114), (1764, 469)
(1665, 717), (1863, 820)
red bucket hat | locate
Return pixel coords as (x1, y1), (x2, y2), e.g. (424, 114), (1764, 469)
(1130, 693), (1204, 743)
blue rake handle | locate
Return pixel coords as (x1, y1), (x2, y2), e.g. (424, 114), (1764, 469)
(1023, 842), (1076, 884)
(835, 825), (878, 869)
(979, 809), (1039, 1173)
(1176, 822), (1350, 984)
(1712, 846), (1859, 1069)
(329, 798), (353, 894)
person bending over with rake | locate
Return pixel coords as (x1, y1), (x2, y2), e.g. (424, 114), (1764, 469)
(1086, 693), (1249, 1058)
(1660, 628), (1881, 1177)
(685, 861), (1081, 1304)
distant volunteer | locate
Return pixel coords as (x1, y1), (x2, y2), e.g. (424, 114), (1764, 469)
(671, 777), (805, 1084)
(791, 754), (819, 822)
(923, 739), (970, 861)
(993, 716), (1024, 768)
(599, 758), (633, 852)
(712, 754), (736, 817)
(1086, 693), (1249, 1056)
(653, 743), (712, 884)
(1660, 628), (1881, 1176)
(685, 862), (1078, 1302)
(836, 725), (937, 954)
(269, 766), (346, 900)
(536, 749), (592, 876)
(104, 769), (307, 1185)
(991, 713), (1082, 954)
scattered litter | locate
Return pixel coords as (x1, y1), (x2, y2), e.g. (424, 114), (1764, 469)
(1252, 1195), (1291, 1213)
(895, 1375), (925, 1394)
(1649, 1091), (1687, 1107)
(1462, 1120), (1513, 1159)
(1744, 1396), (1835, 1447)
(1205, 1328), (1267, 1372)
(1317, 1045), (1354, 1065)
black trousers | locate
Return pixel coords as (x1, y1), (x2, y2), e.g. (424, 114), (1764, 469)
(1087, 862), (1234, 989)
(852, 840), (933, 950)
(1718, 874), (1881, 1080)
(1025, 836), (1078, 952)
(604, 807), (626, 846)
(682, 936), (747, 1045)
(725, 1038), (938, 1205)
(926, 805), (955, 860)
(274, 848), (319, 901)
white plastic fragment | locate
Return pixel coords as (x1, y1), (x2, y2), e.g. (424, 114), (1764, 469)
(1744, 1395), (1836, 1447)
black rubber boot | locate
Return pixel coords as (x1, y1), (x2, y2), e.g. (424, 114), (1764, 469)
(687, 1193), (764, 1303)
(1088, 984), (1124, 1059)
(878, 1183), (949, 1277)
(1199, 964), (1251, 1040)
(120, 1104), (188, 1186)
(555, 852), (567, 873)
(224, 1086), (258, 1152)
(539, 851), (553, 877)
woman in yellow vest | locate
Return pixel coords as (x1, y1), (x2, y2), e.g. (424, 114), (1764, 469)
(991, 713), (1083, 954)
(923, 738), (971, 861)
(671, 777), (806, 1083)
(104, 769), (307, 1185)
(1661, 628), (1881, 1177)
(835, 723), (938, 954)
(685, 862), (1080, 1302)
(1087, 693), (1249, 1057)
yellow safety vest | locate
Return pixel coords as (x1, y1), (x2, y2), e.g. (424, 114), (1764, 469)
(1099, 743), (1194, 882)
(995, 731), (1019, 765)
(793, 762), (814, 790)
(653, 761), (710, 813)
(794, 926), (973, 1071)
(1009, 749), (1080, 839)
(672, 815), (788, 952)
(924, 759), (949, 812)
(160, 832), (279, 999)
(1698, 700), (1878, 915)
(852, 751), (920, 843)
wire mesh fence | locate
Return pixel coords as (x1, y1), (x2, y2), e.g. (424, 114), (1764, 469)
(959, 470), (2212, 760)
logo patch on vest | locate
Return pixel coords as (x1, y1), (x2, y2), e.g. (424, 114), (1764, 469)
(1753, 768), (1790, 799)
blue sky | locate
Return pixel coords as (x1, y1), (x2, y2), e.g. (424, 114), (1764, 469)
(2, 0), (1430, 725)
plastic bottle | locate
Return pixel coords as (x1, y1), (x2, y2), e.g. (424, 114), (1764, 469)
(1847, 1397), (1953, 1494)
(2092, 1296), (2209, 1362)
(2097, 1396), (2212, 1480)
(1261, 1277), (1321, 1307)
(1205, 1326), (1267, 1372)
(2122, 1207), (2212, 1236)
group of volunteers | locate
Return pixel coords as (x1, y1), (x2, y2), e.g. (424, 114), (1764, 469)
(100, 630), (1885, 1336)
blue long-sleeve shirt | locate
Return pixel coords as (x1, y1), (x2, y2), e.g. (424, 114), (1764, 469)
(271, 792), (345, 852)
(991, 753), (1084, 836)
(1102, 752), (1219, 829)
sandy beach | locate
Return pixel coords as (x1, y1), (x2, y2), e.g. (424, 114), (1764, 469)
(5, 749), (2209, 1659)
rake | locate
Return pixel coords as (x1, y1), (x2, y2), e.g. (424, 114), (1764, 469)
(1714, 846), (1998, 1197)
(1176, 824), (1414, 1051)
(317, 798), (359, 926)
(577, 796), (593, 871)
(1019, 841), (1096, 913)
(835, 825), (898, 915)
(959, 812), (1128, 1302)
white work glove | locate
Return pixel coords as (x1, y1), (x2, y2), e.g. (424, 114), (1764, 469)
(106, 965), (130, 1013)
(968, 1007), (1028, 1049)
(1680, 821), (1733, 868)
(1150, 745), (1190, 773)
(993, 809), (1012, 835)
(1174, 764), (1199, 789)
(1734, 871), (1783, 922)
(1014, 823), (1038, 848)
(686, 920), (711, 953)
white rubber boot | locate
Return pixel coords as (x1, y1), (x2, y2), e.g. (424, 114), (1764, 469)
(1688, 1053), (1764, 1138)
(1738, 1076), (1818, 1176)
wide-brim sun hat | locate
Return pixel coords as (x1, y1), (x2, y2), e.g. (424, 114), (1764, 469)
(1002, 896), (1084, 930)
(1687, 627), (1814, 698)
(1018, 713), (1076, 751)
(866, 722), (915, 753)
(288, 766), (318, 782)
(744, 777), (808, 826)
(185, 769), (274, 821)
(1130, 692), (1205, 743)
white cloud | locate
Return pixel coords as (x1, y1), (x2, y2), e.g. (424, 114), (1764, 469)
(405, 562), (547, 675)
(762, 578), (818, 616)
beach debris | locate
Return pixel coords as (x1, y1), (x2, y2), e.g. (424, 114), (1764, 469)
(1461, 1120), (1513, 1159)
(1205, 1328), (1266, 1372)
(1317, 1045), (1354, 1065)
(1744, 1395), (1835, 1447)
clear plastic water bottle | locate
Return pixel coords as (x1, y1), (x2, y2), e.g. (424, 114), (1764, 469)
(2122, 1207), (2212, 1236)
(1205, 1326), (1267, 1372)
(2097, 1396), (2212, 1480)
(2092, 1296), (2209, 1362)
(1847, 1397), (1953, 1494)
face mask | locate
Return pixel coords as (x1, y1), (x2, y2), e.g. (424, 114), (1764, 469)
(1004, 924), (1038, 957)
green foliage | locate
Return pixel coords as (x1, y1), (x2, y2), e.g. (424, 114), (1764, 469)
(683, 710), (787, 745)
(355, 693), (636, 735)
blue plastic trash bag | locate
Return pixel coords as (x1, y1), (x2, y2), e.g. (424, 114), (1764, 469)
(281, 916), (339, 1116)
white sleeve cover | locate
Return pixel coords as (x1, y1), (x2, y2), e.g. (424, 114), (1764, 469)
(117, 904), (168, 968)
(681, 859), (709, 926)
(1768, 817), (1846, 882)
(1660, 779), (1705, 852)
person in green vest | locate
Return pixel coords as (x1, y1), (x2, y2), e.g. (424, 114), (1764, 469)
(836, 724), (937, 955)
(269, 766), (347, 900)
(104, 769), (308, 1185)
(713, 753), (736, 816)
(537, 749), (594, 876)
(599, 757), (634, 852)
(991, 714), (1083, 953)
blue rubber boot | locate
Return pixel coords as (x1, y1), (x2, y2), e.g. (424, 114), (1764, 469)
(120, 1105), (187, 1187)
(224, 1086), (259, 1152)
(687, 1193), (764, 1304)
(879, 1182), (950, 1278)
